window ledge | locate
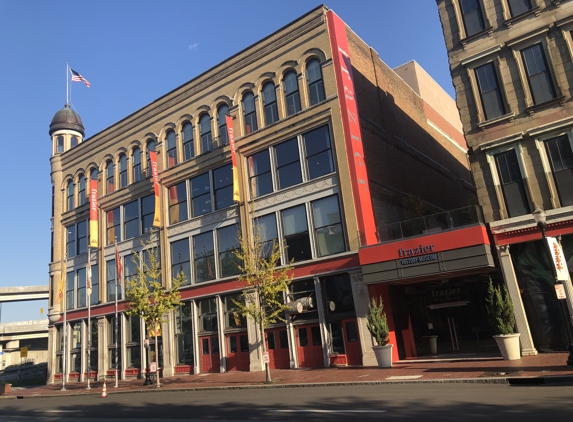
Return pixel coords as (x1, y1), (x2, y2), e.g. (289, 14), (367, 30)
(460, 26), (494, 47)
(478, 112), (516, 129)
(503, 7), (541, 28)
(525, 95), (567, 116)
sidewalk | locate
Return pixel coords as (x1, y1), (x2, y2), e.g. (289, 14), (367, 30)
(3, 353), (573, 399)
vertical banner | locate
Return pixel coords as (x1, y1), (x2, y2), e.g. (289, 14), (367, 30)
(546, 236), (569, 281)
(326, 10), (377, 246)
(89, 179), (99, 248)
(150, 151), (161, 227)
(226, 115), (240, 202)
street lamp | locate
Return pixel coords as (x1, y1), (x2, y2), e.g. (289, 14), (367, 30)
(532, 206), (573, 366)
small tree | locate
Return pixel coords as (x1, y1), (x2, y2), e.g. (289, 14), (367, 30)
(485, 280), (515, 335)
(367, 296), (390, 346)
(232, 223), (293, 383)
(124, 232), (184, 387)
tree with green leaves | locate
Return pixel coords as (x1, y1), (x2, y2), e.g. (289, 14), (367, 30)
(366, 296), (390, 346)
(485, 279), (515, 335)
(232, 221), (294, 383)
(124, 232), (184, 388)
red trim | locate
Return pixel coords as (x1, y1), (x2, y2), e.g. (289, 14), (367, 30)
(493, 220), (573, 245)
(359, 225), (490, 266)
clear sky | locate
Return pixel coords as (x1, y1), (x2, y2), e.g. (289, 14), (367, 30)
(0, 0), (453, 323)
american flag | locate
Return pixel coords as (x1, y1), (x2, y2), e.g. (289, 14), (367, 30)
(71, 68), (91, 88)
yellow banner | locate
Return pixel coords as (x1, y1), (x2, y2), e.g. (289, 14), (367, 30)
(226, 115), (240, 202)
(150, 151), (161, 227)
(89, 179), (99, 248)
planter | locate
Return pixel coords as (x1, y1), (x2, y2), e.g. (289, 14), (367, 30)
(0, 383), (11, 395)
(493, 333), (521, 360)
(372, 344), (393, 368)
(424, 335), (438, 355)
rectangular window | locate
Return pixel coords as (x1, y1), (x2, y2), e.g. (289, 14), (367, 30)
(248, 150), (273, 197)
(124, 200), (140, 240)
(90, 263), (99, 305)
(143, 249), (160, 286)
(106, 208), (120, 245)
(521, 44), (556, 105)
(508, 0), (532, 17)
(460, 0), (485, 37)
(171, 238), (191, 285)
(169, 181), (188, 224)
(213, 164), (233, 210)
(124, 252), (138, 287)
(224, 294), (246, 328)
(77, 267), (86, 308)
(106, 259), (122, 302)
(66, 224), (76, 258)
(198, 298), (217, 332)
(255, 214), (278, 260)
(304, 125), (334, 180)
(282, 205), (312, 262)
(545, 135), (573, 206)
(312, 195), (345, 257)
(141, 194), (155, 234)
(475, 62), (505, 121)
(126, 315), (141, 369)
(77, 220), (87, 255)
(299, 328), (308, 347)
(194, 231), (215, 283)
(494, 149), (531, 217)
(66, 271), (74, 310)
(183, 124), (194, 161)
(107, 315), (122, 370)
(275, 138), (302, 189)
(191, 172), (211, 217)
(176, 303), (194, 365)
(267, 332), (276, 350)
(218, 225), (241, 278)
(323, 273), (355, 315)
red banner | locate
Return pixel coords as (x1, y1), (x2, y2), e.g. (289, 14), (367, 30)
(150, 151), (161, 227)
(327, 10), (377, 246)
(226, 115), (240, 202)
(89, 179), (98, 248)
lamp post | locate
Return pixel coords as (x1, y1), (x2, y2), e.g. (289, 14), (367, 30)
(532, 206), (573, 366)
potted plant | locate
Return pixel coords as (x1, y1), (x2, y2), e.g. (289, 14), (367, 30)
(485, 280), (520, 360)
(0, 381), (11, 395)
(367, 296), (393, 367)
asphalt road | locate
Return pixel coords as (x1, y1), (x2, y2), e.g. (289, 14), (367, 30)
(1, 383), (573, 421)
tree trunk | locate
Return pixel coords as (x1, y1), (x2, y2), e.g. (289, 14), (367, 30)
(154, 321), (160, 388)
(260, 314), (271, 383)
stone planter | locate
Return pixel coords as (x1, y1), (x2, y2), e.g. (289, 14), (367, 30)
(0, 383), (11, 395)
(372, 344), (393, 368)
(493, 333), (521, 360)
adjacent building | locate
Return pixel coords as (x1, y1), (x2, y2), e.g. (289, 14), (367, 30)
(46, 5), (476, 384)
(437, 0), (573, 355)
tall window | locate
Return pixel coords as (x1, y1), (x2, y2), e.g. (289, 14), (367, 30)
(545, 135), (573, 206)
(213, 164), (233, 210)
(119, 154), (127, 188)
(78, 174), (86, 206)
(182, 122), (194, 161)
(217, 104), (229, 146)
(275, 138), (302, 189)
(66, 224), (76, 258)
(176, 303), (193, 365)
(76, 267), (86, 308)
(460, 0), (485, 37)
(224, 294), (246, 328)
(106, 161), (115, 194)
(57, 135), (64, 153)
(199, 114), (212, 153)
(171, 238), (191, 285)
(494, 149), (530, 217)
(106, 208), (120, 245)
(141, 194), (155, 234)
(242, 91), (258, 134)
(169, 181), (188, 224)
(218, 225), (241, 278)
(475, 62), (505, 121)
(66, 270), (74, 310)
(77, 220), (87, 255)
(124, 199), (140, 240)
(198, 298), (217, 332)
(255, 214), (278, 260)
(166, 130), (178, 167)
(66, 220), (87, 257)
(194, 232), (215, 283)
(262, 82), (278, 125)
(312, 196), (345, 257)
(191, 172), (211, 217)
(126, 315), (141, 369)
(304, 125), (334, 179)
(521, 44), (556, 105)
(306, 59), (325, 105)
(132, 147), (141, 183)
(90, 168), (98, 182)
(282, 205), (311, 262)
(107, 259), (122, 302)
(283, 71), (301, 116)
(71, 136), (78, 148)
(89, 263), (99, 305)
(67, 180), (75, 211)
(508, 0), (532, 16)
(146, 140), (156, 177)
(248, 150), (273, 197)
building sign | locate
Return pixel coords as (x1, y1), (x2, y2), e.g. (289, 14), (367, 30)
(149, 362), (157, 373)
(262, 352), (270, 364)
(430, 286), (463, 304)
(401, 253), (437, 266)
(555, 284), (567, 300)
(398, 244), (435, 257)
(20, 347), (28, 358)
(546, 237), (569, 281)
(89, 179), (99, 248)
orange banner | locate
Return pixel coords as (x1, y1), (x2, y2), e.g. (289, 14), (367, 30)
(89, 179), (99, 248)
(150, 151), (161, 227)
(225, 115), (240, 202)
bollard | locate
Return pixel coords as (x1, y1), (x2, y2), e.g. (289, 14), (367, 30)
(101, 380), (107, 398)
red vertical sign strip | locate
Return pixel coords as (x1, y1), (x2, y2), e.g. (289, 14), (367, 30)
(326, 10), (377, 246)
(226, 115), (240, 202)
(89, 179), (99, 248)
(150, 151), (161, 227)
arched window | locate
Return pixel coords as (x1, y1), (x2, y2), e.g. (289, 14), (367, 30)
(306, 59), (325, 105)
(71, 136), (78, 148)
(146, 140), (156, 177)
(242, 91), (258, 134)
(217, 104), (229, 146)
(132, 147), (141, 183)
(166, 130), (177, 167)
(262, 82), (278, 125)
(106, 161), (115, 194)
(119, 154), (127, 188)
(182, 122), (194, 161)
(57, 135), (64, 153)
(283, 71), (301, 116)
(199, 114), (212, 153)
(78, 174), (86, 206)
(67, 180), (75, 211)
(90, 168), (98, 182)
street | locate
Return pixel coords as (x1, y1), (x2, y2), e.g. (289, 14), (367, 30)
(1, 383), (573, 421)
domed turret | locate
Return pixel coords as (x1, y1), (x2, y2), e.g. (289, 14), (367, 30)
(49, 103), (85, 137)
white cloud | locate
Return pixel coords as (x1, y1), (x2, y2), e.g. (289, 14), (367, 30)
(188, 43), (198, 50)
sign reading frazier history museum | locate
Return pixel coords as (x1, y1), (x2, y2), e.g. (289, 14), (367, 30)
(398, 244), (437, 265)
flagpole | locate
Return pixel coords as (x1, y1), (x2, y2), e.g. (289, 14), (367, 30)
(115, 238), (119, 389)
(66, 63), (69, 105)
(86, 247), (92, 390)
(61, 255), (67, 391)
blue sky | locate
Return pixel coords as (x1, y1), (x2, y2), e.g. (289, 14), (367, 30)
(0, 0), (453, 323)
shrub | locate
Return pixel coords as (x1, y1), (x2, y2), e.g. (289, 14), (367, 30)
(486, 280), (515, 335)
(367, 296), (390, 346)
